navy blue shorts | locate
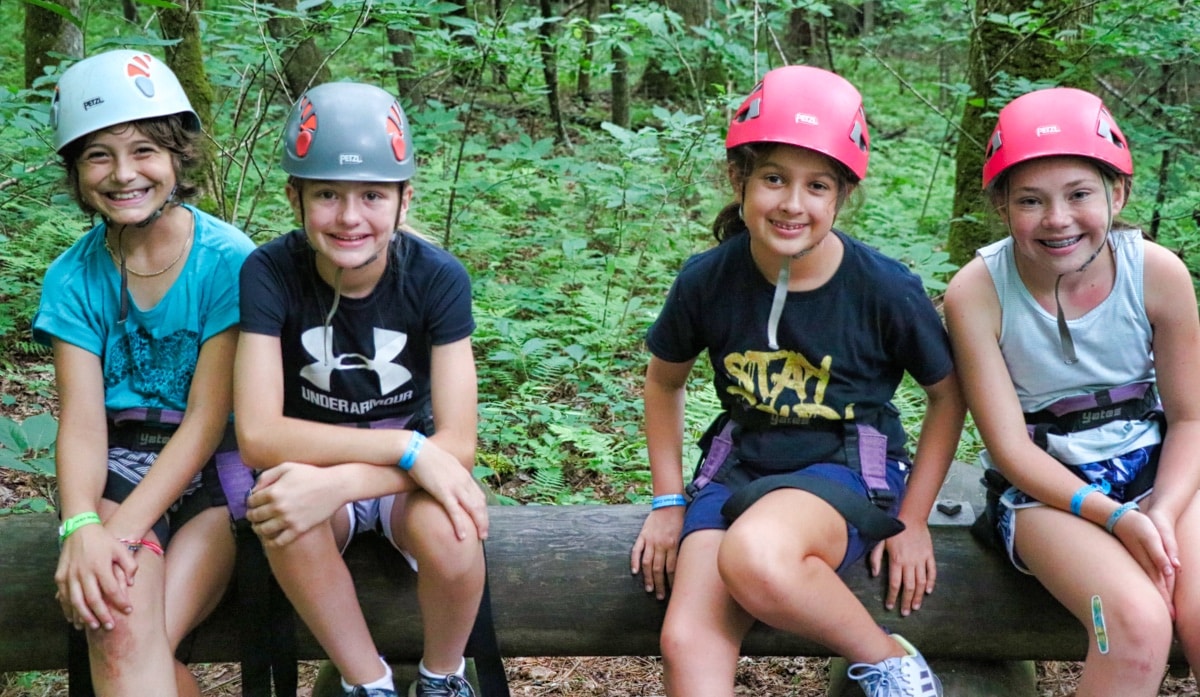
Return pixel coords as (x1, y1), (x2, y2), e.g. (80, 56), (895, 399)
(681, 461), (908, 573)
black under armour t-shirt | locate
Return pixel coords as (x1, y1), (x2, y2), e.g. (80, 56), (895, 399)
(240, 229), (475, 424)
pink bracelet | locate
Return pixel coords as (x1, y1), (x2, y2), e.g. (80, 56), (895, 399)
(119, 538), (165, 556)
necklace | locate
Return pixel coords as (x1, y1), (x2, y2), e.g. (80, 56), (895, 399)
(105, 214), (194, 278)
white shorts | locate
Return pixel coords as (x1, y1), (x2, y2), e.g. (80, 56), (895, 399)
(343, 494), (418, 571)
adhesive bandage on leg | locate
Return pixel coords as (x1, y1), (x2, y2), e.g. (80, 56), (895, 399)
(1091, 594), (1109, 654)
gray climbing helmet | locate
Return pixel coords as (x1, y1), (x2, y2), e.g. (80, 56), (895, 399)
(281, 82), (416, 182)
(50, 50), (200, 154)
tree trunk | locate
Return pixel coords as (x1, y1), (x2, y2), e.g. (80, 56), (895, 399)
(23, 0), (81, 89)
(157, 1), (221, 211)
(388, 26), (423, 105)
(122, 0), (140, 23)
(537, 0), (570, 145)
(489, 0), (509, 88)
(947, 0), (1088, 266)
(576, 0), (596, 102)
(2, 507), (1165, 669)
(787, 9), (819, 68)
(1148, 63), (1179, 241)
(266, 0), (333, 101)
(609, 0), (630, 128)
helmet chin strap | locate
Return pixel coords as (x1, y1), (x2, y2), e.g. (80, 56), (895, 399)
(766, 242), (820, 350)
(133, 186), (179, 228)
(741, 190), (828, 350)
(1050, 178), (1115, 365)
(105, 187), (180, 324)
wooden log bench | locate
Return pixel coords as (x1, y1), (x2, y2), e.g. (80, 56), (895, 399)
(4, 494), (1161, 696)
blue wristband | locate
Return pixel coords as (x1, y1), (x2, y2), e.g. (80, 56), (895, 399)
(399, 432), (426, 471)
(1069, 480), (1111, 516)
(1105, 501), (1139, 534)
(1070, 484), (1099, 516)
(652, 494), (687, 510)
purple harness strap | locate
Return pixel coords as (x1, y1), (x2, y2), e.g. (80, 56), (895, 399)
(688, 418), (893, 502)
(109, 408), (255, 520)
(110, 407), (185, 426)
(854, 424), (891, 495)
(1041, 382), (1150, 417)
(689, 420), (734, 495)
(1024, 381), (1160, 443)
(359, 415), (413, 430)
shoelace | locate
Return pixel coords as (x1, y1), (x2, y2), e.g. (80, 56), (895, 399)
(416, 674), (474, 697)
(846, 663), (912, 697)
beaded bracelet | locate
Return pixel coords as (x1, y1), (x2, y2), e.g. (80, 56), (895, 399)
(651, 494), (687, 510)
(58, 512), (101, 544)
(1105, 501), (1139, 534)
(399, 432), (426, 471)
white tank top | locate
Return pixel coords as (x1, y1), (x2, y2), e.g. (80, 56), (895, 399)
(977, 230), (1160, 464)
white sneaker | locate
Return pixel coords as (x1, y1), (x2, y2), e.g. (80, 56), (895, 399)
(846, 634), (942, 696)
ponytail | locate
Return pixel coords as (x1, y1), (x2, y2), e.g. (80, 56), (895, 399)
(712, 203), (746, 244)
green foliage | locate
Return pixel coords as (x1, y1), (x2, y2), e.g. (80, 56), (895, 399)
(0, 413), (56, 477)
(3, 0), (1198, 509)
(0, 413), (56, 514)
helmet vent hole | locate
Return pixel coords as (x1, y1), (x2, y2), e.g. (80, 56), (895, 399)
(987, 131), (1002, 158)
(850, 121), (867, 152)
(1097, 118), (1126, 150)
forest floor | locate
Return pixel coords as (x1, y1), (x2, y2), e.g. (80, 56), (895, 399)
(1, 363), (1198, 696)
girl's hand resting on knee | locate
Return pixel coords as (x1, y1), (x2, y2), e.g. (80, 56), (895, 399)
(247, 463), (346, 547)
(55, 524), (137, 632)
(631, 507), (684, 600)
(407, 440), (489, 542)
(870, 521), (936, 617)
(1115, 507), (1178, 619)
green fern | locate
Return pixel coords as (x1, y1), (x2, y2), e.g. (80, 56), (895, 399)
(525, 466), (567, 504)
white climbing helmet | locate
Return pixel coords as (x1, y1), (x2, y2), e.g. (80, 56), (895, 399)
(50, 49), (200, 153)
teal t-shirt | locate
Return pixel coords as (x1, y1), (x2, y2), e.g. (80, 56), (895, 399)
(33, 205), (255, 412)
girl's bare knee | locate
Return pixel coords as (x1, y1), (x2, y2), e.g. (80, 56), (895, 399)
(716, 532), (794, 614)
(715, 525), (761, 585)
(403, 493), (465, 548)
(88, 617), (149, 674)
(1087, 592), (1172, 673)
(660, 614), (707, 665)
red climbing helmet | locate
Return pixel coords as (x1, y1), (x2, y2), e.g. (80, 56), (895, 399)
(982, 87), (1132, 189)
(726, 65), (870, 180)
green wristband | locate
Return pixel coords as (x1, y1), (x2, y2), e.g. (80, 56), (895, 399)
(58, 511), (101, 543)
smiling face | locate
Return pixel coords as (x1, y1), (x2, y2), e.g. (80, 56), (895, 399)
(74, 124), (179, 226)
(287, 178), (412, 289)
(733, 145), (850, 266)
(996, 156), (1126, 278)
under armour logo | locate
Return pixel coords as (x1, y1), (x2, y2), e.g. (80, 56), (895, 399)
(300, 326), (413, 394)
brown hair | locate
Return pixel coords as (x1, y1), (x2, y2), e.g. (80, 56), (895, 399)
(59, 113), (200, 218)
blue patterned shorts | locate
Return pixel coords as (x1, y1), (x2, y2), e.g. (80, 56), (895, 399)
(997, 444), (1156, 573)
